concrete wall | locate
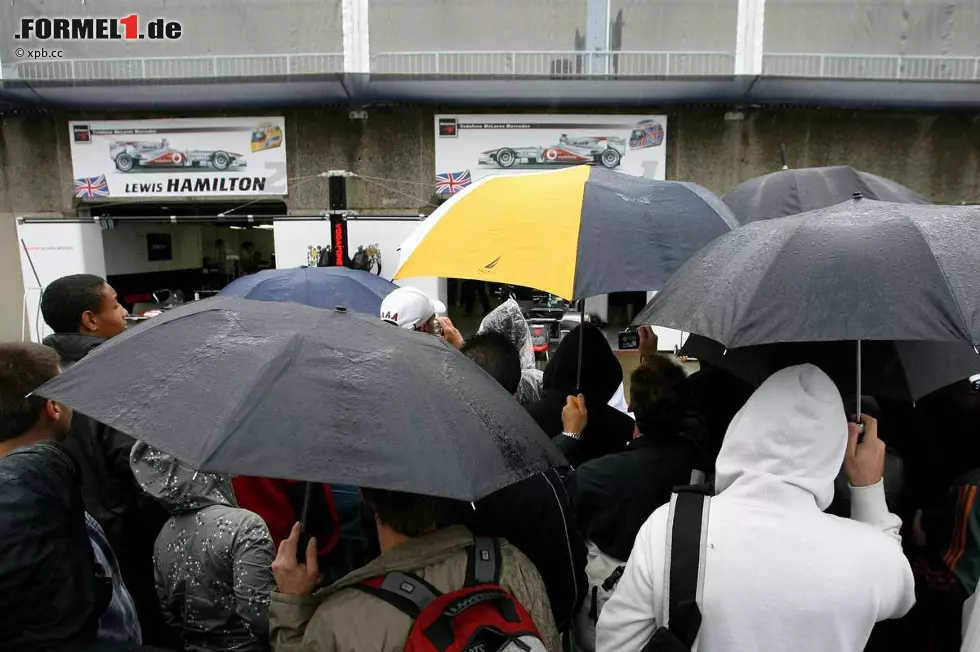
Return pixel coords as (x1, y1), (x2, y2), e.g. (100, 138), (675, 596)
(764, 0), (980, 56)
(3, 105), (980, 340)
(5, 0), (977, 64)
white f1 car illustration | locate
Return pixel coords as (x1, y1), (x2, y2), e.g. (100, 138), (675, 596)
(109, 138), (246, 173)
(478, 134), (626, 169)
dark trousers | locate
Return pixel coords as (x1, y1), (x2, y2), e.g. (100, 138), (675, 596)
(462, 280), (490, 315)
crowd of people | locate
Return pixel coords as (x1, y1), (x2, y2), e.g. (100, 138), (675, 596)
(1, 273), (979, 651)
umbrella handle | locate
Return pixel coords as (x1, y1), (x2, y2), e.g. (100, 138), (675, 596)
(296, 482), (313, 564)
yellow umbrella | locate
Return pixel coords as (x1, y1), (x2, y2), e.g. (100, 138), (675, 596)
(394, 165), (736, 300)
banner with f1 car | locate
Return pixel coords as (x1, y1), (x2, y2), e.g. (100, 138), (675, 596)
(434, 113), (667, 195)
(68, 117), (287, 199)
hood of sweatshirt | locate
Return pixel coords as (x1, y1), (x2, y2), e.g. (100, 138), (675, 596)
(714, 364), (847, 511)
(543, 322), (622, 407)
(130, 442), (237, 515)
(42, 333), (106, 367)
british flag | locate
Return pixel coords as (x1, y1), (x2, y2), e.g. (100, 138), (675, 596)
(73, 175), (110, 199)
(435, 169), (472, 195)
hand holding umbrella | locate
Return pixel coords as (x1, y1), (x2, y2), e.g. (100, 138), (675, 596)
(273, 523), (321, 595)
(844, 415), (886, 488)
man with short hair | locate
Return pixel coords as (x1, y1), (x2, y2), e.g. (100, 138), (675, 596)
(40, 274), (128, 351)
(461, 333), (589, 634)
(460, 331), (522, 395)
(380, 286), (463, 348)
(0, 342), (139, 649)
(570, 357), (708, 652)
(269, 487), (560, 652)
(40, 274), (174, 647)
(576, 357), (707, 564)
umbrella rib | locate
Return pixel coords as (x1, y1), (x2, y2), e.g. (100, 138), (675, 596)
(725, 220), (805, 348)
(359, 328), (473, 499)
(677, 182), (739, 231)
(197, 331), (306, 469)
(905, 216), (974, 344)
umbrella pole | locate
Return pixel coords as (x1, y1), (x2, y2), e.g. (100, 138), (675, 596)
(856, 340), (862, 419)
(300, 481), (312, 532)
(576, 300), (585, 393)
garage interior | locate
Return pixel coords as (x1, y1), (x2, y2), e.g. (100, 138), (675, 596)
(89, 201), (285, 314)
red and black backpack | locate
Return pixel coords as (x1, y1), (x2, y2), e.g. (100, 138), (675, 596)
(355, 537), (547, 652)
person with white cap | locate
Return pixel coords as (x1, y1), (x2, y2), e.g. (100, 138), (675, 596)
(379, 286), (464, 348)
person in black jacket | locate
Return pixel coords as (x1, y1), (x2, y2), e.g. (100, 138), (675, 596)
(0, 341), (108, 651)
(40, 274), (175, 648)
(525, 322), (635, 466)
(460, 332), (589, 632)
(575, 356), (708, 562)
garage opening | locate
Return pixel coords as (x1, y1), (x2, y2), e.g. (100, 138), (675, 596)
(92, 201), (285, 314)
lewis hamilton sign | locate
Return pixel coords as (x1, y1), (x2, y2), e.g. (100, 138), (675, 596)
(68, 117), (287, 199)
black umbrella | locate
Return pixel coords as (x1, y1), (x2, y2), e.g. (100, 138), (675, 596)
(37, 298), (565, 502)
(681, 335), (980, 402)
(724, 165), (931, 225)
(636, 199), (980, 411)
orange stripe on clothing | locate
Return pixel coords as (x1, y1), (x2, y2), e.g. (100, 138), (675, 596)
(945, 485), (977, 572)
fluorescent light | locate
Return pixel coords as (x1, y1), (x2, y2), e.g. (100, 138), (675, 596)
(229, 225), (246, 230)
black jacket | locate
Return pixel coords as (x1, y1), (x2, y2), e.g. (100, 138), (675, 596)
(573, 411), (709, 561)
(0, 443), (105, 651)
(42, 333), (176, 648)
(466, 466), (588, 632)
(525, 323), (635, 466)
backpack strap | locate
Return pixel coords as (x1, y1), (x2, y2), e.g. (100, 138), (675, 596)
(353, 571), (442, 619)
(465, 536), (501, 586)
(661, 485), (711, 651)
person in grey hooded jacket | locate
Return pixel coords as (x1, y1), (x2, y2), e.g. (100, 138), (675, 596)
(130, 443), (276, 652)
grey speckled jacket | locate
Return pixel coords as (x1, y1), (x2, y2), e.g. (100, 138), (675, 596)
(131, 443), (276, 652)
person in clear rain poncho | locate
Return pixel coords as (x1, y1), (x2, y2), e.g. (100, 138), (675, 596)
(478, 299), (544, 405)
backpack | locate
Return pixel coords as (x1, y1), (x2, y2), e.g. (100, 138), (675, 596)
(572, 472), (709, 652)
(355, 537), (547, 652)
(569, 542), (625, 652)
(642, 483), (712, 652)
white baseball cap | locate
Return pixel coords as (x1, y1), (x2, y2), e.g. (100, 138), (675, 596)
(380, 286), (448, 330)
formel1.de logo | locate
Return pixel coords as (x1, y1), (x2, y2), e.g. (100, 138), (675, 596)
(15, 15), (182, 41)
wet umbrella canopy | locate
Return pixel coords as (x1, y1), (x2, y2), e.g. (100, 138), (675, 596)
(682, 335), (980, 402)
(37, 298), (565, 502)
(635, 198), (980, 348)
(220, 266), (397, 314)
(395, 166), (738, 300)
(724, 165), (931, 225)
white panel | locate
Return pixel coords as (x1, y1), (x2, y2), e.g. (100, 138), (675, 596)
(17, 221), (108, 343)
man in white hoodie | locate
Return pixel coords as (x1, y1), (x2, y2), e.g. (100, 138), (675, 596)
(596, 364), (915, 652)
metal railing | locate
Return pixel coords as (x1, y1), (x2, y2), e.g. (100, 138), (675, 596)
(3, 52), (345, 81)
(370, 50), (737, 76)
(763, 53), (980, 80)
(5, 50), (979, 82)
